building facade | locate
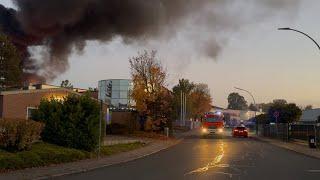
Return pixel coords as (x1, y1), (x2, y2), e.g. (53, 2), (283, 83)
(0, 88), (74, 119)
(299, 108), (320, 124)
(98, 79), (133, 108)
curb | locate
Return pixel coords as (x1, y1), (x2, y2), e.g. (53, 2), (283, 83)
(252, 136), (320, 160)
(35, 139), (183, 179)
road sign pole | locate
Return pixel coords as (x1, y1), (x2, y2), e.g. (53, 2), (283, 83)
(98, 100), (103, 158)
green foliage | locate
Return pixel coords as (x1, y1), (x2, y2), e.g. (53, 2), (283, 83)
(227, 92), (248, 110)
(0, 142), (145, 171)
(249, 103), (258, 111)
(100, 142), (145, 156)
(272, 99), (287, 105)
(0, 119), (43, 152)
(32, 94), (103, 151)
(304, 105), (313, 111)
(172, 79), (212, 120)
(257, 103), (272, 113)
(0, 143), (89, 170)
(256, 114), (268, 124)
(172, 79), (195, 120)
(0, 33), (22, 88)
(268, 102), (302, 123)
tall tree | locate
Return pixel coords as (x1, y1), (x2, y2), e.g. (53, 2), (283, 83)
(304, 105), (313, 111)
(272, 99), (287, 105)
(190, 83), (212, 119)
(227, 92), (248, 110)
(258, 103), (272, 113)
(172, 79), (195, 120)
(0, 33), (22, 89)
(129, 50), (168, 120)
(249, 103), (258, 111)
(268, 102), (302, 123)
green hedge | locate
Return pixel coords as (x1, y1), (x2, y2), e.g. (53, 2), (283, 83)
(32, 94), (103, 151)
(0, 142), (145, 171)
(0, 143), (89, 170)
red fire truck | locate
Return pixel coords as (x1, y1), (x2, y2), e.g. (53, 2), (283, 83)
(201, 112), (224, 136)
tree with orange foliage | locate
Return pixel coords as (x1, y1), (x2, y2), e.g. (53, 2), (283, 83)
(129, 50), (171, 121)
(172, 79), (212, 121)
(190, 83), (212, 119)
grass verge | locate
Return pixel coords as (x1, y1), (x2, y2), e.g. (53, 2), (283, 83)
(0, 142), (145, 172)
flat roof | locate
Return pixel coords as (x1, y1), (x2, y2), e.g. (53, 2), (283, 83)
(0, 88), (77, 95)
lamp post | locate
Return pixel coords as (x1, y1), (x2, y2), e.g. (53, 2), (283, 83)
(278, 27), (319, 141)
(278, 27), (320, 51)
(234, 87), (258, 134)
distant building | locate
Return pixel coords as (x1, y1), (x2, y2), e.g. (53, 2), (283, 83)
(222, 109), (263, 127)
(299, 109), (320, 124)
(98, 79), (133, 108)
(23, 83), (60, 90)
(211, 106), (225, 112)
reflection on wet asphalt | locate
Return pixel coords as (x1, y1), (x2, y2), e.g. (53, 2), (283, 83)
(57, 131), (320, 180)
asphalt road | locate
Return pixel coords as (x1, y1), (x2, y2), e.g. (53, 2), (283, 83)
(57, 132), (320, 180)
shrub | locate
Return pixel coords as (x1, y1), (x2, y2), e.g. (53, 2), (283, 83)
(0, 142), (90, 170)
(0, 119), (43, 151)
(32, 94), (104, 151)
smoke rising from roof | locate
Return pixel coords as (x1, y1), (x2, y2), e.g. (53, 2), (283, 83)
(0, 0), (300, 82)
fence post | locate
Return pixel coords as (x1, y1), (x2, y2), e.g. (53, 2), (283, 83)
(314, 124), (317, 147)
(287, 123), (290, 142)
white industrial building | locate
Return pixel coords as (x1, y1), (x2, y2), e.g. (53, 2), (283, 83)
(299, 108), (320, 124)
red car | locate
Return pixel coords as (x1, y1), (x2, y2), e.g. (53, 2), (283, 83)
(232, 126), (248, 138)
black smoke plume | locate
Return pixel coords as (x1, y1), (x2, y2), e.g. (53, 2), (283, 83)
(0, 0), (300, 82)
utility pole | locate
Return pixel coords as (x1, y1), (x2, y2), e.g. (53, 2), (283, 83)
(98, 100), (103, 158)
(180, 91), (183, 126)
(185, 92), (187, 126)
(0, 42), (5, 92)
(183, 92), (185, 126)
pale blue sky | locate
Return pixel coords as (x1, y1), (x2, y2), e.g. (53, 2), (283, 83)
(2, 0), (320, 108)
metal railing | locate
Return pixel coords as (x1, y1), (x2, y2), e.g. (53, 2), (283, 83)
(258, 123), (320, 147)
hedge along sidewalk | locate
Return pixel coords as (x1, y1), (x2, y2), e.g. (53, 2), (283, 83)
(0, 139), (181, 180)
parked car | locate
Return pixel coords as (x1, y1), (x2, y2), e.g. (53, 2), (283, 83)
(232, 126), (248, 138)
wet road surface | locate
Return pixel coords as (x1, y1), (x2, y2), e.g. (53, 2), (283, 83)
(56, 133), (320, 180)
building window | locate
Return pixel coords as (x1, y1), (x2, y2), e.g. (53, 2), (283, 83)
(26, 107), (37, 120)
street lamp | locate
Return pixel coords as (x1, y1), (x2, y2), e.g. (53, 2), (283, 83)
(278, 27), (320, 51)
(234, 87), (258, 134)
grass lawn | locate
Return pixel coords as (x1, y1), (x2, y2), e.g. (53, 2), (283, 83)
(0, 142), (146, 172)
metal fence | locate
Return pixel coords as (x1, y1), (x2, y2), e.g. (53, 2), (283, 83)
(258, 123), (320, 147)
(258, 123), (289, 141)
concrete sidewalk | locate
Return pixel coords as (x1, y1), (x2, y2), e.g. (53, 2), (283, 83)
(254, 136), (320, 159)
(0, 138), (180, 180)
(173, 128), (200, 139)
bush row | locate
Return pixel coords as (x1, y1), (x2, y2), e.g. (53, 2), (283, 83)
(0, 143), (89, 170)
(0, 119), (43, 152)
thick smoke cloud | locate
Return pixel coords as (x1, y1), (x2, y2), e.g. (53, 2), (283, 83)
(0, 0), (300, 82)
